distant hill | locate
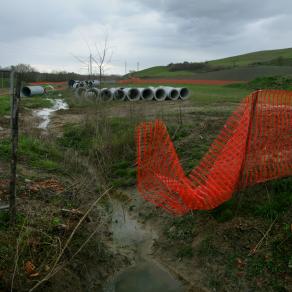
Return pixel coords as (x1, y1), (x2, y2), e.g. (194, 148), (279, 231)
(130, 48), (292, 81)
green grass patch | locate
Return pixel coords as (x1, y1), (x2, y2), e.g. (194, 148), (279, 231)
(130, 48), (292, 79)
(0, 136), (62, 171)
(59, 117), (137, 188)
(22, 97), (53, 109)
(59, 122), (95, 154)
(0, 95), (10, 117)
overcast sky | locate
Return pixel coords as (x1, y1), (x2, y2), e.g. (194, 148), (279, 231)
(1, 0), (292, 75)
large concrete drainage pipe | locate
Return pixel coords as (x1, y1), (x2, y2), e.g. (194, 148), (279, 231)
(43, 85), (55, 95)
(75, 87), (86, 99)
(140, 87), (154, 101)
(21, 86), (45, 97)
(85, 88), (100, 101)
(113, 88), (126, 101)
(163, 87), (180, 100)
(72, 82), (80, 90)
(154, 87), (167, 101)
(101, 88), (113, 101)
(178, 88), (190, 100)
(124, 88), (141, 101)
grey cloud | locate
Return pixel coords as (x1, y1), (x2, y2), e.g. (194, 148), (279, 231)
(0, 0), (292, 74)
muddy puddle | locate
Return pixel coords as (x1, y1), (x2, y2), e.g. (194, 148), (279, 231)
(104, 199), (184, 292)
(33, 98), (69, 129)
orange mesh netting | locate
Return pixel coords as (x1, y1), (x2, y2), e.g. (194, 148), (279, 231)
(136, 90), (292, 215)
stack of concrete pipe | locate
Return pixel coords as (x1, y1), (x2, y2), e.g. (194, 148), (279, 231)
(75, 86), (190, 102)
(69, 79), (100, 88)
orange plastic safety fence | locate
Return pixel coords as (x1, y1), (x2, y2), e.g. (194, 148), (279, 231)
(136, 90), (292, 215)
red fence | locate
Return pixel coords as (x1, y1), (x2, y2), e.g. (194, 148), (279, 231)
(29, 81), (68, 90)
(136, 90), (292, 215)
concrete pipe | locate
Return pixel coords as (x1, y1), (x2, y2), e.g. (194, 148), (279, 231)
(68, 80), (78, 87)
(178, 87), (190, 100)
(72, 82), (80, 89)
(101, 88), (113, 101)
(21, 86), (45, 97)
(85, 88), (100, 100)
(43, 85), (55, 95)
(92, 80), (100, 87)
(123, 88), (141, 101)
(79, 81), (86, 87)
(140, 87), (154, 101)
(113, 88), (126, 101)
(153, 87), (167, 101)
(75, 87), (86, 99)
(162, 87), (180, 101)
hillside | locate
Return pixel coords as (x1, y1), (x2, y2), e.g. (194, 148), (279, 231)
(130, 48), (292, 80)
(209, 47), (292, 67)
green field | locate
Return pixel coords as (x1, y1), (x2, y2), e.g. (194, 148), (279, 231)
(131, 48), (292, 80)
(209, 47), (292, 67)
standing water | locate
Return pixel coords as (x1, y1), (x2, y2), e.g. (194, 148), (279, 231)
(104, 200), (184, 292)
(33, 98), (69, 129)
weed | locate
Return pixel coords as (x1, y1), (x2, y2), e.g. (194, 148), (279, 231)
(165, 213), (196, 242)
(210, 199), (236, 222)
(176, 244), (193, 258)
(0, 135), (62, 171)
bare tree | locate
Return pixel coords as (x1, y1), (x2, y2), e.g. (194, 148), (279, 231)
(12, 64), (36, 73)
(72, 35), (113, 89)
(92, 35), (113, 90)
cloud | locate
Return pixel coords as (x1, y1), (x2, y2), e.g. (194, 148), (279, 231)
(0, 0), (292, 74)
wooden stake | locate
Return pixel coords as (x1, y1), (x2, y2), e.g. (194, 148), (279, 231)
(9, 72), (21, 225)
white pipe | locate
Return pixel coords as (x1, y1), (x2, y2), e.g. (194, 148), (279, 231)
(21, 86), (45, 97)
(85, 88), (100, 100)
(153, 87), (167, 101)
(139, 87), (154, 101)
(72, 82), (80, 89)
(92, 80), (100, 87)
(101, 88), (113, 101)
(177, 87), (190, 100)
(163, 86), (179, 100)
(113, 88), (126, 101)
(44, 85), (55, 95)
(162, 86), (180, 100)
(123, 88), (140, 101)
(75, 87), (86, 99)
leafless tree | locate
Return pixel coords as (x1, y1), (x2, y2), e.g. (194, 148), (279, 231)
(72, 35), (113, 89)
(12, 63), (36, 73)
(92, 35), (113, 90)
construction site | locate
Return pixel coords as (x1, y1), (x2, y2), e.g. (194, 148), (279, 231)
(1, 1), (292, 292)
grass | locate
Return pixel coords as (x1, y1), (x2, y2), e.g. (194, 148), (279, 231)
(209, 47), (292, 67)
(58, 116), (137, 187)
(22, 97), (53, 109)
(0, 77), (10, 88)
(130, 48), (292, 80)
(128, 66), (194, 78)
(0, 135), (63, 172)
(0, 95), (55, 117)
(0, 95), (11, 117)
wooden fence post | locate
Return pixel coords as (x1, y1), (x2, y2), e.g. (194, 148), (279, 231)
(9, 72), (21, 225)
